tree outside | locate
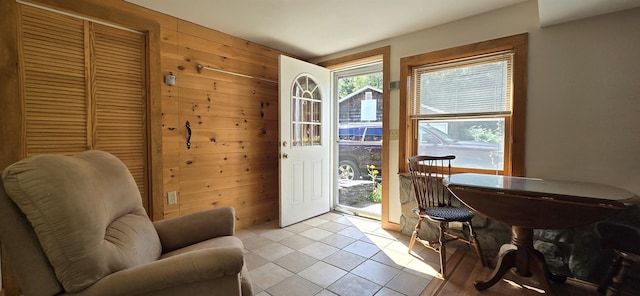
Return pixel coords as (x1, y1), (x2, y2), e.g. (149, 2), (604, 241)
(338, 73), (383, 99)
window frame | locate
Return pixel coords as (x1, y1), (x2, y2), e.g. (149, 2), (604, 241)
(291, 74), (323, 146)
(318, 46), (396, 231)
(399, 33), (528, 176)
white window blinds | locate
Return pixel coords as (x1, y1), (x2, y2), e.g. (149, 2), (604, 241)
(411, 51), (513, 119)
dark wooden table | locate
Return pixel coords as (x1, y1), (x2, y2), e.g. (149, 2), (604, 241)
(443, 173), (639, 295)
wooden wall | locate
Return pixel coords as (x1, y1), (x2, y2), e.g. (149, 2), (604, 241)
(160, 19), (281, 227)
(0, 0), (284, 228)
(0, 1), (286, 293)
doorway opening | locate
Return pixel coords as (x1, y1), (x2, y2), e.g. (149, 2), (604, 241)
(333, 61), (383, 219)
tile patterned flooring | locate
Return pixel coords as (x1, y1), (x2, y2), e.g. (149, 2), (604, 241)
(238, 212), (455, 296)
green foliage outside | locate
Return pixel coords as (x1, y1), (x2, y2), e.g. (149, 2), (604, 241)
(338, 73), (383, 99)
(467, 125), (503, 144)
(370, 183), (382, 203)
(367, 165), (382, 203)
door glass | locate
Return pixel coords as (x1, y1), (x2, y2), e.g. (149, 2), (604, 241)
(334, 62), (383, 219)
(292, 74), (321, 146)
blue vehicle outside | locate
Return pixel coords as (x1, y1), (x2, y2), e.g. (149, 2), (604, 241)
(338, 123), (502, 180)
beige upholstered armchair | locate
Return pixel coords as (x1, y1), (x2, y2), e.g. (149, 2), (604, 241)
(0, 150), (253, 296)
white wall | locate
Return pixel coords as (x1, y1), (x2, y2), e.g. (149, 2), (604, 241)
(526, 7), (640, 194)
(315, 0), (640, 224)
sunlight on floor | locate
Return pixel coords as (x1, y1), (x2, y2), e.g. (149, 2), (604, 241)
(344, 214), (443, 279)
(503, 278), (547, 294)
(241, 212), (445, 295)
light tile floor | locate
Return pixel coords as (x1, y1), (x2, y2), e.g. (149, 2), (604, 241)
(238, 212), (456, 296)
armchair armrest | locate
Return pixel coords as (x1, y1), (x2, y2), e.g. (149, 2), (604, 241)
(74, 247), (244, 296)
(153, 207), (236, 253)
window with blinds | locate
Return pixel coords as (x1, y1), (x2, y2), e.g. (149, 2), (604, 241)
(411, 51), (513, 119)
(19, 4), (149, 208)
(400, 34), (527, 176)
(409, 51), (514, 173)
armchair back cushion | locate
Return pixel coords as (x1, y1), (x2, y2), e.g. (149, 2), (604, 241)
(1, 150), (161, 292)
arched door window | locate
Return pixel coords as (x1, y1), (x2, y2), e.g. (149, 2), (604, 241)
(291, 74), (322, 146)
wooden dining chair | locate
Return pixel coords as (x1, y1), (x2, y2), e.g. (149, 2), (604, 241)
(407, 155), (486, 278)
(596, 222), (640, 296)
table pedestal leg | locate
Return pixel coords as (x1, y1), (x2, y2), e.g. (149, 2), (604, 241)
(532, 249), (567, 284)
(473, 226), (566, 295)
(474, 248), (516, 291)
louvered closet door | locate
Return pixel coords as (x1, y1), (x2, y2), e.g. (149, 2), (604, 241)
(21, 5), (88, 155)
(92, 23), (147, 205)
(20, 5), (149, 209)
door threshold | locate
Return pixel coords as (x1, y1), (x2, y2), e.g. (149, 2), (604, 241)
(334, 206), (381, 221)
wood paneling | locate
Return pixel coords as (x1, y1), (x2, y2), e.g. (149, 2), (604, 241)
(0, 0), (22, 294)
(2, 0), (284, 229)
(0, 0), (23, 171)
(2, 1), (285, 293)
(161, 20), (282, 229)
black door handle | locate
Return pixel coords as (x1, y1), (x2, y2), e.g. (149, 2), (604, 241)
(185, 121), (191, 150)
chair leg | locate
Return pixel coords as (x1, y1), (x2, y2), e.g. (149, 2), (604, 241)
(599, 255), (622, 294)
(408, 217), (422, 254)
(439, 221), (447, 278)
(606, 256), (632, 296)
(467, 221), (486, 267)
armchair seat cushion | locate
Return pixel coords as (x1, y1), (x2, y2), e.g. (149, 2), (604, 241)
(159, 235), (253, 296)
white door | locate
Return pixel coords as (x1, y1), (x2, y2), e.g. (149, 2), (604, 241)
(279, 55), (331, 227)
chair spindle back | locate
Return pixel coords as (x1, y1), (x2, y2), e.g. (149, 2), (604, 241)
(408, 155), (455, 210)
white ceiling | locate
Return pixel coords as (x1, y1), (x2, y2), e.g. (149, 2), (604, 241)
(125, 0), (640, 60)
(538, 0), (640, 27)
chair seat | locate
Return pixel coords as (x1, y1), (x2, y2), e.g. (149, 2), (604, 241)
(418, 206), (474, 222)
